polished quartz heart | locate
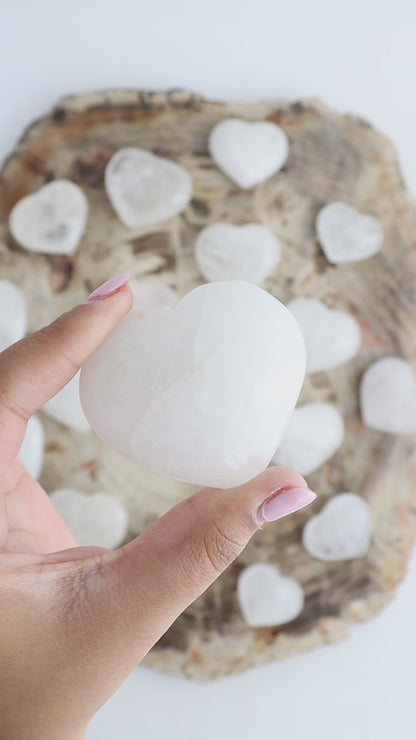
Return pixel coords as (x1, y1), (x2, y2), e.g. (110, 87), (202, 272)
(9, 180), (88, 255)
(360, 357), (416, 434)
(50, 488), (128, 549)
(195, 222), (281, 284)
(237, 563), (304, 627)
(209, 118), (289, 189)
(302, 493), (372, 561)
(80, 281), (306, 488)
(316, 202), (383, 264)
(105, 148), (192, 229)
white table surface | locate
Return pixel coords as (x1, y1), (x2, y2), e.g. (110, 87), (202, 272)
(1, 2), (415, 738)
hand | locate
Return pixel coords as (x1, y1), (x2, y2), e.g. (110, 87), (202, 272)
(0, 276), (314, 740)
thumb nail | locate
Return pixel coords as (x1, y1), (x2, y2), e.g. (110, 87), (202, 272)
(258, 487), (316, 523)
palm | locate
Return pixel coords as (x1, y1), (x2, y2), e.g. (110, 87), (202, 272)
(1, 459), (77, 554)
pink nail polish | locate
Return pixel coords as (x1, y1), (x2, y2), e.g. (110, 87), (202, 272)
(87, 272), (130, 302)
(259, 487), (316, 523)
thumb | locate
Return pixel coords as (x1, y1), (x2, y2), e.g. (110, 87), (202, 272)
(77, 466), (315, 671)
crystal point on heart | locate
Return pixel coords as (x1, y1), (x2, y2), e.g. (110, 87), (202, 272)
(80, 281), (306, 489)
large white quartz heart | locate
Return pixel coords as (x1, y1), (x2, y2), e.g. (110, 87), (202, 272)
(130, 277), (178, 315)
(9, 180), (88, 255)
(50, 488), (128, 549)
(237, 563), (304, 627)
(17, 415), (44, 479)
(288, 298), (361, 374)
(273, 402), (345, 475)
(42, 371), (90, 432)
(209, 118), (289, 189)
(105, 148), (192, 229)
(360, 357), (416, 434)
(80, 281), (306, 489)
(302, 493), (372, 561)
(0, 280), (27, 351)
(316, 201), (383, 264)
(195, 223), (281, 285)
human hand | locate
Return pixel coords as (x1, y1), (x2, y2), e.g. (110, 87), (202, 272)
(0, 274), (315, 740)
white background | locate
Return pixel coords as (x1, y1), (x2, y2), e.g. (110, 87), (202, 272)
(1, 2), (416, 738)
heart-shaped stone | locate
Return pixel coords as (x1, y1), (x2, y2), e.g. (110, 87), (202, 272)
(360, 357), (416, 434)
(316, 201), (383, 264)
(50, 488), (128, 549)
(43, 371), (90, 432)
(209, 118), (289, 189)
(9, 180), (88, 255)
(237, 563), (304, 627)
(105, 148), (192, 229)
(17, 415), (44, 479)
(130, 277), (178, 315)
(80, 281), (306, 489)
(288, 298), (361, 374)
(273, 402), (345, 475)
(195, 223), (281, 285)
(0, 280), (27, 351)
(303, 493), (372, 561)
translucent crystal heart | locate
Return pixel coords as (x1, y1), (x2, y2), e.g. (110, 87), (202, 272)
(0, 280), (27, 351)
(105, 148), (192, 229)
(50, 488), (128, 549)
(80, 281), (306, 488)
(9, 180), (88, 255)
(316, 202), (383, 264)
(288, 297), (361, 373)
(273, 402), (344, 475)
(17, 415), (44, 479)
(237, 563), (304, 627)
(130, 278), (178, 315)
(303, 493), (372, 561)
(209, 118), (289, 189)
(195, 222), (281, 284)
(360, 357), (416, 434)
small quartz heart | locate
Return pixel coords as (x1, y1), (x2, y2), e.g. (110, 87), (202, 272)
(130, 277), (178, 315)
(0, 280), (27, 351)
(209, 118), (289, 189)
(360, 357), (416, 434)
(303, 493), (372, 561)
(195, 223), (281, 285)
(42, 371), (90, 432)
(50, 488), (128, 549)
(105, 148), (192, 229)
(237, 563), (304, 628)
(273, 402), (345, 475)
(9, 180), (88, 255)
(316, 201), (383, 264)
(17, 415), (44, 479)
(80, 281), (306, 489)
(288, 297), (361, 374)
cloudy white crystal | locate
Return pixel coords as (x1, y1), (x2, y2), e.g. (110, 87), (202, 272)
(17, 414), (44, 479)
(42, 371), (90, 432)
(50, 488), (128, 549)
(237, 563), (304, 628)
(209, 118), (289, 189)
(130, 278), (178, 315)
(0, 280), (27, 350)
(303, 493), (372, 561)
(360, 357), (416, 434)
(9, 180), (88, 255)
(80, 281), (306, 489)
(105, 148), (192, 229)
(316, 202), (383, 264)
(273, 402), (345, 475)
(288, 297), (361, 374)
(195, 222), (281, 285)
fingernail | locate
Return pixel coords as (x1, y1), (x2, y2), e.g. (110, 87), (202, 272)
(259, 487), (316, 523)
(87, 272), (130, 302)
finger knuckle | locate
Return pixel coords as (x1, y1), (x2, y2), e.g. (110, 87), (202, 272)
(199, 521), (245, 574)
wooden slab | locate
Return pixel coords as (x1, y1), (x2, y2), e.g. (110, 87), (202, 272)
(0, 89), (415, 680)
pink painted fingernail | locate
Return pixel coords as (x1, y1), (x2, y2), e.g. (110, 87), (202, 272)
(259, 487), (316, 523)
(87, 272), (130, 302)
